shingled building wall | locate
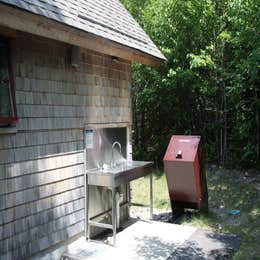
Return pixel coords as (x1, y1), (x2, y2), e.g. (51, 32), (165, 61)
(0, 32), (132, 259)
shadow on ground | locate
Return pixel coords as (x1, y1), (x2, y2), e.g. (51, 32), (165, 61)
(167, 229), (241, 260)
(134, 236), (178, 260)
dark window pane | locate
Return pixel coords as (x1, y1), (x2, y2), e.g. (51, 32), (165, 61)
(0, 40), (13, 118)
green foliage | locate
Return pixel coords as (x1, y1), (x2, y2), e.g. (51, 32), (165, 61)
(131, 172), (171, 210)
(121, 0), (260, 167)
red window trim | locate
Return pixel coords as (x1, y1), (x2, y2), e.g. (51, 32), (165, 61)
(0, 37), (18, 124)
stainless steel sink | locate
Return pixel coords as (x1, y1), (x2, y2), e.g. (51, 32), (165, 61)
(84, 125), (154, 245)
(87, 160), (153, 187)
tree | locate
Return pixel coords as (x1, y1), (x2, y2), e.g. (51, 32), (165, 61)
(121, 0), (260, 168)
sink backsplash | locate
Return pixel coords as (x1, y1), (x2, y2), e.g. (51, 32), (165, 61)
(85, 126), (127, 170)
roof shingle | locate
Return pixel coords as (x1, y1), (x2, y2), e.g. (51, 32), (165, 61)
(0, 0), (165, 61)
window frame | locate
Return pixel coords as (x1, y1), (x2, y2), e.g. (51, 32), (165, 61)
(0, 37), (18, 125)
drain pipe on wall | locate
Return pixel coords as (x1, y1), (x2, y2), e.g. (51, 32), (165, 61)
(116, 187), (124, 228)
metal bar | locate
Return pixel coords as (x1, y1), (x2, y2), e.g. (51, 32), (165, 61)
(85, 122), (130, 130)
(86, 183), (90, 241)
(130, 202), (151, 208)
(84, 172), (87, 239)
(89, 201), (129, 221)
(112, 188), (117, 246)
(83, 133), (89, 241)
(150, 173), (153, 219)
(88, 221), (113, 230)
(116, 191), (120, 228)
(127, 183), (131, 217)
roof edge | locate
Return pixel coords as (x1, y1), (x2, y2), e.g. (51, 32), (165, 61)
(0, 3), (165, 66)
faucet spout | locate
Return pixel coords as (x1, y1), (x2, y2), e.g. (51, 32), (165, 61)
(111, 141), (122, 168)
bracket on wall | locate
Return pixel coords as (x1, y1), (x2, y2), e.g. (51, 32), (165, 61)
(111, 56), (119, 62)
(71, 45), (80, 68)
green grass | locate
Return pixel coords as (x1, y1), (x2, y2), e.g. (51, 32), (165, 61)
(131, 172), (171, 210)
(131, 168), (260, 259)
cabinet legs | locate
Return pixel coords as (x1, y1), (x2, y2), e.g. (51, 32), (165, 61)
(85, 175), (153, 246)
(111, 187), (117, 246)
(150, 173), (153, 219)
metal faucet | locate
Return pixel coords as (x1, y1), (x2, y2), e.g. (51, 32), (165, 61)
(111, 141), (122, 168)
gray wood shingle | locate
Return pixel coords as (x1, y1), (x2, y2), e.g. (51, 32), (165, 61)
(0, 0), (165, 61)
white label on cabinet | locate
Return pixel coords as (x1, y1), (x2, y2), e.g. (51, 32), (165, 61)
(85, 129), (94, 149)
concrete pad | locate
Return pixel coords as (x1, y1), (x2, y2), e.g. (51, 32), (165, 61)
(168, 229), (241, 260)
(61, 220), (241, 260)
(62, 220), (197, 260)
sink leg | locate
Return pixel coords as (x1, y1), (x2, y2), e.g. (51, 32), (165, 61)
(127, 183), (131, 217)
(116, 189), (123, 229)
(85, 181), (90, 241)
(112, 188), (117, 246)
(150, 173), (153, 219)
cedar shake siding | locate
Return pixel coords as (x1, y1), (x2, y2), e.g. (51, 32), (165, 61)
(0, 32), (132, 260)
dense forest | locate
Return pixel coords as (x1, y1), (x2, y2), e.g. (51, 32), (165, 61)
(121, 0), (260, 168)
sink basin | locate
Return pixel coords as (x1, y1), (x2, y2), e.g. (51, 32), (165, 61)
(87, 161), (153, 187)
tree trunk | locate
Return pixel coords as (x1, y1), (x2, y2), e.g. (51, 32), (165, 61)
(133, 98), (139, 147)
(256, 90), (259, 159)
(223, 80), (227, 166)
(220, 39), (227, 166)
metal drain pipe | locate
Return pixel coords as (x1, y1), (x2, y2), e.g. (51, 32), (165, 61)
(116, 188), (124, 228)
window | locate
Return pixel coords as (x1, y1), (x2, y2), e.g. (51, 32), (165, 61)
(0, 37), (17, 125)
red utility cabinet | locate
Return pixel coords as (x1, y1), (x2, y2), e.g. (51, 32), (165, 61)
(164, 135), (208, 212)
